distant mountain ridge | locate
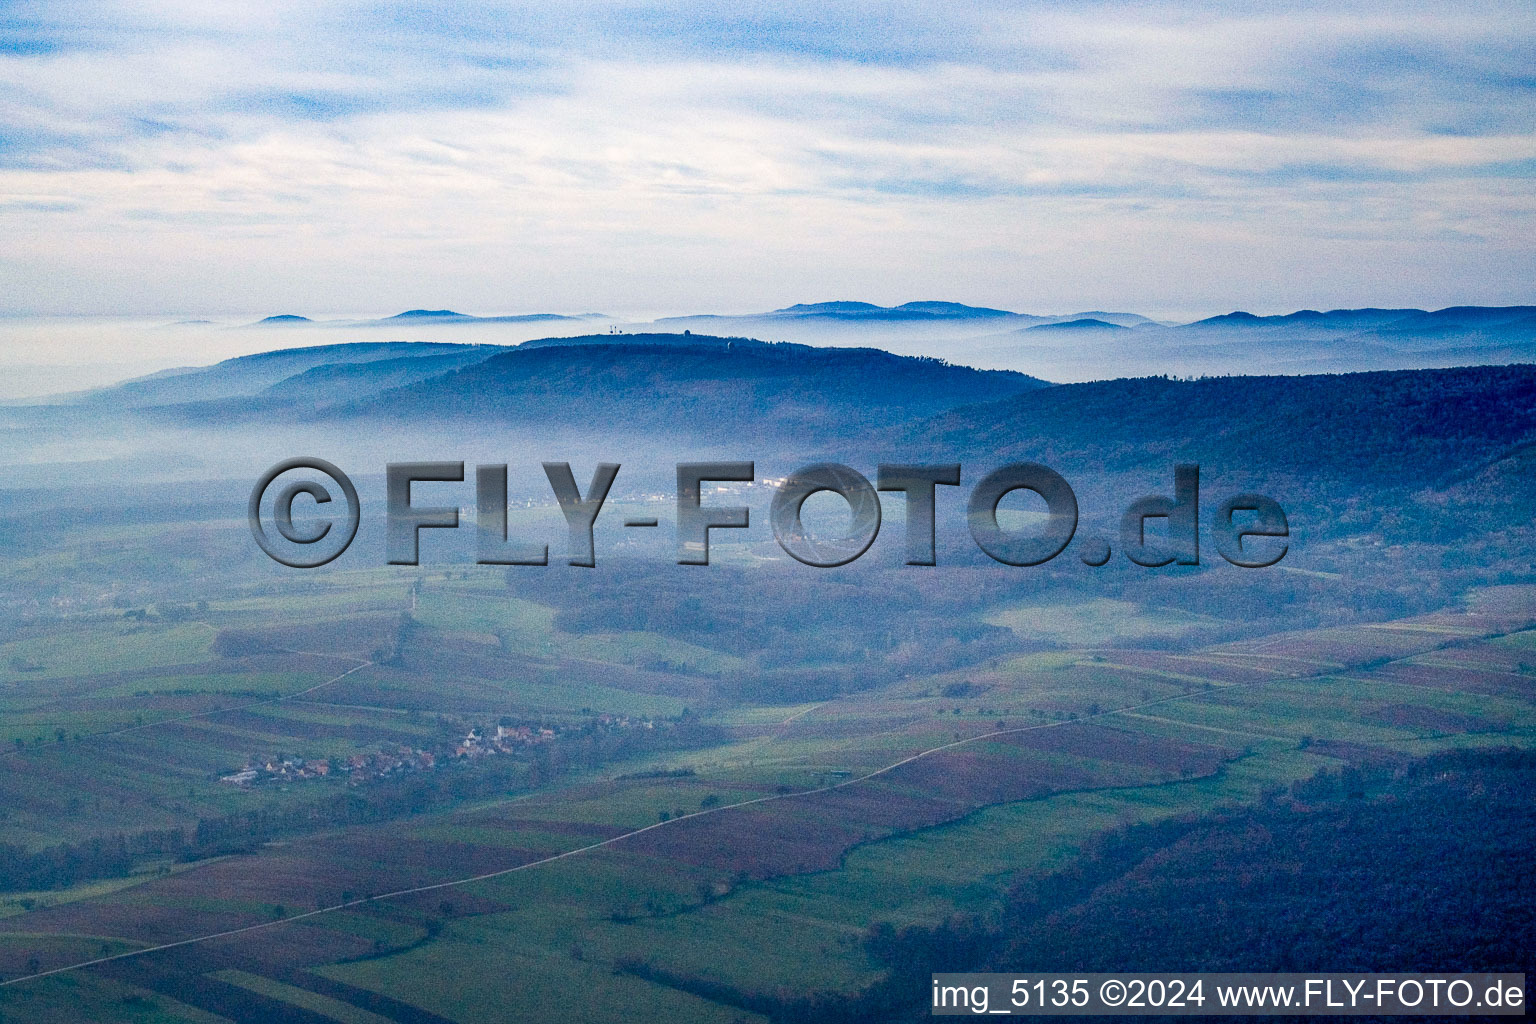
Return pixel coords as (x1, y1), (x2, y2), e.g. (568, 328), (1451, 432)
(378, 309), (588, 325)
(43, 303), (1536, 420)
(768, 300), (1020, 320)
(245, 310), (595, 328)
(1026, 318), (1129, 332)
(238, 302), (1535, 334)
(1182, 306), (1536, 335)
(1184, 309), (1425, 330)
(947, 304), (1536, 381)
(84, 334), (1045, 447)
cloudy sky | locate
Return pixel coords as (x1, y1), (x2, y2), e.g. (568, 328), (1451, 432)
(1, 1), (1532, 317)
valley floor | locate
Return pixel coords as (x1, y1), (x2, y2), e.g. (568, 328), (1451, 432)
(1, 578), (1534, 1023)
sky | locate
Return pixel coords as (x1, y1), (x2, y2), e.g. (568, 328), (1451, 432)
(1, 0), (1533, 318)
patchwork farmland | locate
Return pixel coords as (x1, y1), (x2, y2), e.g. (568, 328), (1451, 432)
(2, 571), (1533, 1023)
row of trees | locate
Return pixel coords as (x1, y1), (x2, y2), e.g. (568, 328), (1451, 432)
(0, 828), (184, 892)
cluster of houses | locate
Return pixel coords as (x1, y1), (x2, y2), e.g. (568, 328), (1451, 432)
(341, 746), (437, 780)
(454, 723), (556, 758)
(218, 757), (332, 786)
(217, 717), (638, 788)
(218, 713), (660, 789)
(219, 746), (438, 787)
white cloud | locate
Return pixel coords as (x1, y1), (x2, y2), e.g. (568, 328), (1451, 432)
(0, 1), (1532, 314)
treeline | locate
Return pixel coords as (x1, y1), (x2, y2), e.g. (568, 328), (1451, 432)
(0, 828), (184, 892)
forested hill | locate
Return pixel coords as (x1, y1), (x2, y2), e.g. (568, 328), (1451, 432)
(334, 336), (1047, 437)
(786, 747), (1536, 1024)
(912, 363), (1536, 485)
(988, 748), (1536, 975)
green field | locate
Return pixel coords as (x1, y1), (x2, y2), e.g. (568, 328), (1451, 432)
(2, 519), (1534, 1023)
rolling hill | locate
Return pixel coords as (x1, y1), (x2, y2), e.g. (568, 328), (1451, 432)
(73, 342), (508, 409)
(1024, 318), (1129, 333)
(913, 363), (1536, 482)
(63, 335), (1046, 448)
(336, 336), (1048, 438)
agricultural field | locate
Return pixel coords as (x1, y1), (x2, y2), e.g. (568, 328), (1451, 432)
(1, 558), (1532, 1022)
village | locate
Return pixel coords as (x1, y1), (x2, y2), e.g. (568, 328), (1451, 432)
(218, 714), (654, 788)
